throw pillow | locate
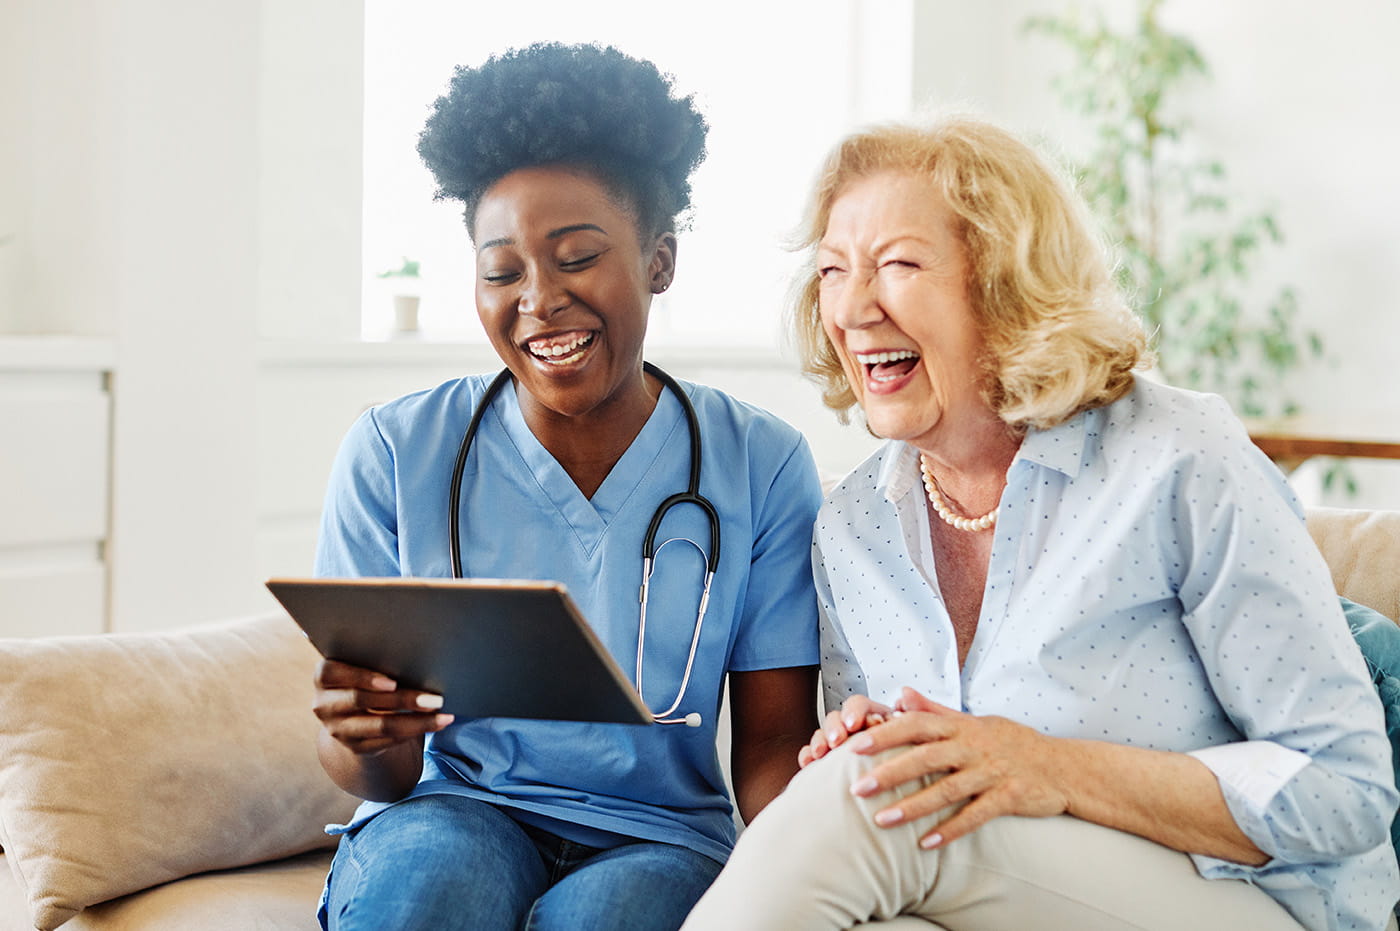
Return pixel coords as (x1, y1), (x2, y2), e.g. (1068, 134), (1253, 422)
(0, 613), (357, 930)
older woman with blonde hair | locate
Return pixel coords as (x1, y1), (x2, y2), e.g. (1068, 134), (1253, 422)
(682, 116), (1398, 930)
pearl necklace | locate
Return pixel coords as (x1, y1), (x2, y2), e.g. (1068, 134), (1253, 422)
(918, 454), (998, 533)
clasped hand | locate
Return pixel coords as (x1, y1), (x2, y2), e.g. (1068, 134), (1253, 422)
(799, 686), (1071, 849)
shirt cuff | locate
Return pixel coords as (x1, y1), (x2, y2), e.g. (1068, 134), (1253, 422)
(1187, 740), (1312, 869)
(1188, 740), (1312, 812)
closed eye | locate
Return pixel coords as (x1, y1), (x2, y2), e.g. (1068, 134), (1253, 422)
(560, 253), (602, 270)
(481, 270), (520, 284)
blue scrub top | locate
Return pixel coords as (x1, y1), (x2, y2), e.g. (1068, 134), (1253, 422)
(314, 372), (822, 863)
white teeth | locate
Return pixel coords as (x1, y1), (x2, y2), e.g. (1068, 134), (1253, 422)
(854, 349), (918, 365)
(528, 333), (594, 363)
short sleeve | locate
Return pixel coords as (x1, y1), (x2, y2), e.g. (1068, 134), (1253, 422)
(314, 408), (401, 578)
(728, 436), (822, 672)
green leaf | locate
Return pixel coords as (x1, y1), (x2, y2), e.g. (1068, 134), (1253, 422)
(1023, 0), (1315, 419)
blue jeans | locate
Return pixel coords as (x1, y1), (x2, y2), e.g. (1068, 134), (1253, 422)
(322, 794), (723, 931)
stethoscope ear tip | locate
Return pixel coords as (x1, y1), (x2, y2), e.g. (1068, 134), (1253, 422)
(683, 712), (702, 728)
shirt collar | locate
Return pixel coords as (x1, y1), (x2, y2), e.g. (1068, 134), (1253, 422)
(875, 403), (1097, 504)
(877, 441), (921, 507)
(1013, 405), (1095, 478)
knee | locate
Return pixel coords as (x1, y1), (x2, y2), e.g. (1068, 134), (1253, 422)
(356, 794), (500, 852)
(688, 745), (937, 928)
(743, 741), (915, 847)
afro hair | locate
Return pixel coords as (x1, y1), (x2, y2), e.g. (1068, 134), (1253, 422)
(417, 42), (709, 240)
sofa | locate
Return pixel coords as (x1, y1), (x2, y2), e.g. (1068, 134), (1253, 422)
(2, 506), (1398, 930)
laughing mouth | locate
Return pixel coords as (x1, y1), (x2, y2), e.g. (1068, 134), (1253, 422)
(854, 349), (920, 383)
(526, 332), (595, 365)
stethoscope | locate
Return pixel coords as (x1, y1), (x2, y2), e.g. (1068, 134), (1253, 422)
(448, 362), (719, 727)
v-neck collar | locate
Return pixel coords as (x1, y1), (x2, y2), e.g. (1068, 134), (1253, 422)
(492, 378), (686, 553)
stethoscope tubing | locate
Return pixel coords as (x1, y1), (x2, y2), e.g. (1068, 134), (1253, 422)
(448, 362), (719, 726)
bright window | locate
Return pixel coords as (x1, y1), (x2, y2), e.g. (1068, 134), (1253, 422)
(361, 1), (870, 347)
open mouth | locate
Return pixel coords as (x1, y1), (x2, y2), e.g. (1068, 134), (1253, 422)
(854, 349), (920, 383)
(525, 331), (595, 366)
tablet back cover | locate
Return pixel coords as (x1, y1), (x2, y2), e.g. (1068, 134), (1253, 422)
(266, 577), (652, 725)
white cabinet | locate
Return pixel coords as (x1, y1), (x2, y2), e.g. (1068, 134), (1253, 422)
(0, 340), (114, 636)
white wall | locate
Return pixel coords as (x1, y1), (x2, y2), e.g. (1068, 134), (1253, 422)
(3, 0), (115, 336)
(258, 1), (364, 341)
(102, 1), (265, 632)
(1, 0), (364, 633)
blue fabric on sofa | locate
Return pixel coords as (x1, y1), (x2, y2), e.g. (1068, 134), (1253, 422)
(1341, 596), (1400, 863)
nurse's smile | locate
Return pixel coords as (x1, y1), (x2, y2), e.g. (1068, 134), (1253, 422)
(525, 330), (597, 367)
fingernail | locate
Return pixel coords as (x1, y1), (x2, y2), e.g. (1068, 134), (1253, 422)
(843, 713), (857, 729)
(433, 714), (454, 728)
(827, 729), (841, 744)
(416, 694), (445, 710)
(874, 808), (903, 826)
(850, 776), (878, 796)
(849, 734), (873, 752)
(920, 833), (943, 850)
(370, 675), (397, 691)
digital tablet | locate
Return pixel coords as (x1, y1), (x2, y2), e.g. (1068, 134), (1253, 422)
(265, 577), (653, 725)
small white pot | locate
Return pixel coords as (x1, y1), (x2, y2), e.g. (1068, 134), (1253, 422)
(393, 294), (420, 332)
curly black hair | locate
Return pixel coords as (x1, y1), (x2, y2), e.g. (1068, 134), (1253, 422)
(418, 42), (708, 241)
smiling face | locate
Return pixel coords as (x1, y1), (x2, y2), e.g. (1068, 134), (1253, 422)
(472, 165), (675, 427)
(816, 171), (994, 452)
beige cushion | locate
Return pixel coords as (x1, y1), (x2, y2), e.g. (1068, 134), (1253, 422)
(1306, 507), (1400, 623)
(0, 614), (357, 931)
(63, 850), (333, 931)
(0, 850), (333, 931)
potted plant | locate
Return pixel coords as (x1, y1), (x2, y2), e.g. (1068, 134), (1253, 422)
(377, 257), (422, 333)
(1024, 0), (1323, 419)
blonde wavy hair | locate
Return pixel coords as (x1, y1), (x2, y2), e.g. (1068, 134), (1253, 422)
(789, 115), (1149, 430)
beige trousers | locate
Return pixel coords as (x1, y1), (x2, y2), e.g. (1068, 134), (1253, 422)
(683, 742), (1304, 931)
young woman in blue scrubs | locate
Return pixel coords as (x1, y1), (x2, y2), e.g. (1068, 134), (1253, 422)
(309, 43), (822, 931)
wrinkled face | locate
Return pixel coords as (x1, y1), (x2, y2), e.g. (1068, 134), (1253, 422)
(472, 165), (675, 421)
(816, 171), (989, 449)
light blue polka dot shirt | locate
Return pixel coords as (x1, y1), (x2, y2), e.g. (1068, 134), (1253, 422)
(815, 377), (1399, 930)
